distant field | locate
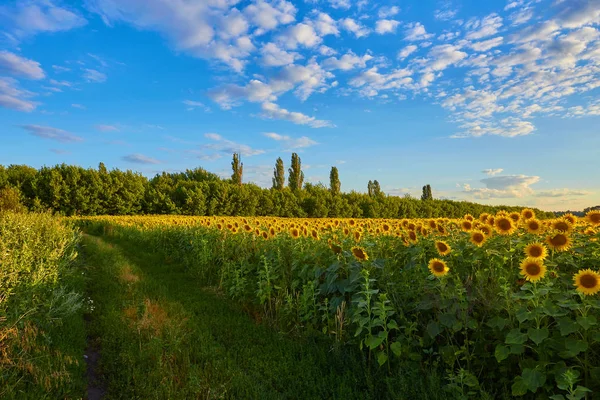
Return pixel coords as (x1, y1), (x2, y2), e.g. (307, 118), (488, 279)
(2, 210), (600, 399)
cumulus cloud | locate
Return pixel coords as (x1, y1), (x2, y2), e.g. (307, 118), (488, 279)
(470, 36), (504, 52)
(0, 77), (37, 112)
(20, 124), (83, 142)
(0, 51), (45, 79)
(323, 52), (373, 70)
(0, 0), (87, 38)
(397, 45), (418, 59)
(244, 0), (296, 34)
(340, 18), (370, 38)
(375, 19), (400, 35)
(122, 153), (160, 164)
(535, 188), (591, 197)
(260, 102), (334, 127)
(277, 23), (321, 49)
(404, 22), (433, 41)
(378, 6), (400, 18)
(465, 13), (503, 40)
(463, 174), (540, 198)
(182, 100), (210, 111)
(260, 42), (301, 66)
(263, 132), (318, 149)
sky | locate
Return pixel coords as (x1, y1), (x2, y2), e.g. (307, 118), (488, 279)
(0, 0), (599, 212)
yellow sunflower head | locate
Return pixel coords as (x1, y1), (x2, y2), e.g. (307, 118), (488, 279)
(329, 242), (342, 255)
(290, 227), (300, 239)
(562, 213), (577, 225)
(461, 219), (473, 232)
(310, 229), (319, 240)
(509, 212), (521, 223)
(428, 258), (449, 277)
(343, 227), (350, 235)
(521, 208), (536, 220)
(546, 232), (572, 252)
(551, 218), (573, 234)
(584, 227), (596, 236)
(479, 213), (490, 223)
(525, 218), (543, 234)
(573, 269), (600, 296)
(351, 246), (369, 261)
(524, 243), (548, 259)
(428, 220), (437, 229)
(262, 231), (269, 239)
(464, 214), (474, 222)
(495, 216), (516, 235)
(479, 224), (493, 238)
(435, 241), (451, 256)
(586, 210), (600, 226)
(519, 258), (547, 282)
(470, 231), (487, 247)
(354, 230), (362, 242)
(408, 230), (418, 243)
(269, 226), (276, 237)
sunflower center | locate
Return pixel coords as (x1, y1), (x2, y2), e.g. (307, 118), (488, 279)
(590, 214), (600, 223)
(498, 219), (511, 231)
(580, 274), (598, 289)
(554, 222), (569, 231)
(529, 222), (539, 230)
(551, 234), (567, 246)
(438, 243), (448, 252)
(433, 262), (445, 272)
(525, 263), (541, 276)
(524, 211), (533, 219)
(473, 233), (484, 242)
(529, 247), (542, 257)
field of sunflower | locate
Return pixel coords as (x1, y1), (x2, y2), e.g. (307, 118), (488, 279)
(73, 209), (600, 398)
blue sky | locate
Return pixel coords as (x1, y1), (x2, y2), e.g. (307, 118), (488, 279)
(0, 0), (599, 211)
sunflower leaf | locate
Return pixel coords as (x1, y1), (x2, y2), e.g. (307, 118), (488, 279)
(494, 345), (510, 362)
(528, 327), (549, 345)
(505, 328), (528, 345)
(576, 315), (597, 330)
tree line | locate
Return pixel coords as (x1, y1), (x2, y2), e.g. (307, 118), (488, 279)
(0, 153), (555, 218)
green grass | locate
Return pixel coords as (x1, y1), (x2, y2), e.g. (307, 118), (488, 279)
(82, 233), (451, 399)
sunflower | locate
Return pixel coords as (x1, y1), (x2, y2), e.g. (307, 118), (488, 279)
(509, 212), (521, 224)
(343, 227), (350, 235)
(546, 232), (572, 252)
(435, 241), (451, 256)
(310, 229), (319, 240)
(479, 224), (493, 238)
(437, 224), (447, 235)
(348, 219), (356, 226)
(573, 269), (600, 296)
(524, 243), (547, 260)
(354, 230), (362, 241)
(551, 218), (573, 233)
(479, 213), (490, 223)
(329, 242), (342, 255)
(495, 216), (516, 235)
(584, 227), (596, 235)
(586, 210), (600, 226)
(351, 246), (369, 261)
(461, 219), (473, 232)
(464, 214), (474, 222)
(428, 220), (437, 229)
(470, 231), (487, 247)
(519, 258), (547, 282)
(382, 223), (391, 232)
(261, 231), (269, 239)
(428, 258), (449, 277)
(562, 213), (577, 225)
(408, 230), (418, 243)
(269, 226), (276, 237)
(290, 227), (300, 239)
(525, 218), (543, 234)
(521, 208), (535, 220)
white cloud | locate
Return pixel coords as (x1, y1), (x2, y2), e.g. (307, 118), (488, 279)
(375, 19), (400, 35)
(470, 36), (504, 52)
(534, 188), (591, 197)
(434, 8), (458, 21)
(397, 45), (418, 59)
(202, 133), (265, 156)
(323, 52), (373, 70)
(404, 22), (433, 41)
(482, 168), (504, 176)
(263, 132), (318, 149)
(83, 69), (107, 83)
(0, 51), (45, 79)
(122, 153), (160, 164)
(244, 0), (296, 33)
(318, 45), (337, 56)
(465, 13), (503, 40)
(1, 0), (86, 38)
(20, 124), (83, 142)
(426, 44), (468, 71)
(464, 174), (540, 198)
(349, 67), (413, 97)
(378, 6), (400, 18)
(308, 11), (339, 37)
(260, 42), (301, 66)
(260, 102), (334, 127)
(0, 77), (37, 112)
(183, 100), (210, 111)
(71, 103), (86, 109)
(340, 18), (370, 38)
(509, 8), (533, 25)
(277, 23), (321, 49)
(96, 124), (119, 132)
(52, 65), (71, 72)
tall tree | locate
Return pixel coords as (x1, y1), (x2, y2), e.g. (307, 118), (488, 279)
(367, 180), (374, 197)
(329, 166), (341, 195)
(372, 180), (382, 197)
(231, 153), (243, 185)
(272, 157), (285, 190)
(421, 184), (433, 200)
(288, 153), (304, 191)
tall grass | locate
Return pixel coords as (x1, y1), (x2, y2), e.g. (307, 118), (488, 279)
(0, 212), (86, 399)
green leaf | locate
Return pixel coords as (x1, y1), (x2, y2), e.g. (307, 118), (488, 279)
(505, 328), (528, 345)
(427, 321), (441, 339)
(387, 320), (399, 330)
(494, 345), (510, 363)
(365, 334), (386, 350)
(516, 307), (532, 323)
(390, 341), (402, 357)
(560, 338), (588, 358)
(510, 344), (525, 355)
(440, 313), (457, 328)
(549, 395), (566, 400)
(528, 327), (549, 345)
(376, 351), (388, 366)
(522, 368), (546, 392)
(557, 317), (579, 336)
(576, 315), (597, 330)
(511, 376), (528, 396)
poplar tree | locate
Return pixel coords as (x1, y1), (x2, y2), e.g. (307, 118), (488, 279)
(329, 166), (341, 195)
(231, 153), (243, 185)
(288, 153), (304, 191)
(272, 157), (285, 190)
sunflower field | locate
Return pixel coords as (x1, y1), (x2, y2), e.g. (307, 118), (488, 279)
(74, 209), (600, 399)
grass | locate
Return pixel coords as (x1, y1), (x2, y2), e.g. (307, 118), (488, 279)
(82, 232), (451, 399)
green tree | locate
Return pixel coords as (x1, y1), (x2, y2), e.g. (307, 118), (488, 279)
(288, 153), (304, 192)
(329, 166), (341, 195)
(421, 184), (433, 200)
(231, 153), (243, 185)
(272, 157), (285, 190)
